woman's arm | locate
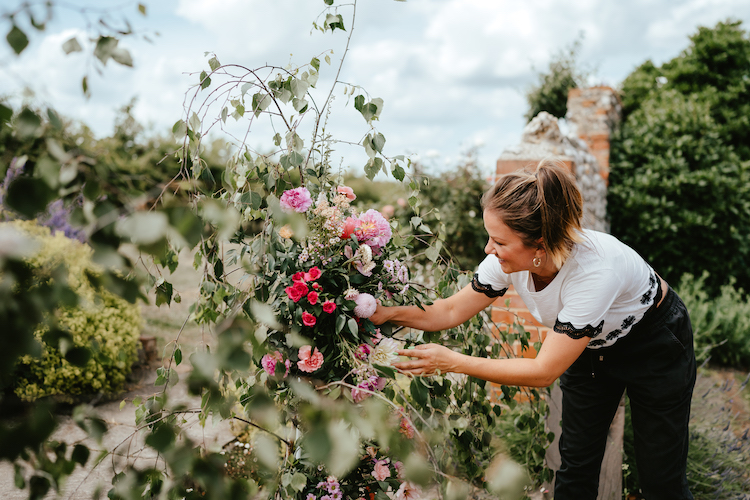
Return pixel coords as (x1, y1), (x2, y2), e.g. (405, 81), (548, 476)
(369, 284), (497, 332)
(394, 332), (590, 387)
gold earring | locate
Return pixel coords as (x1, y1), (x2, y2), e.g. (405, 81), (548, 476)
(533, 257), (541, 267)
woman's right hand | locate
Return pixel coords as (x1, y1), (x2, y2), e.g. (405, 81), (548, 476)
(368, 302), (390, 326)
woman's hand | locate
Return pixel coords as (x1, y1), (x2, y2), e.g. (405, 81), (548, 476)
(369, 302), (389, 325)
(393, 344), (460, 376)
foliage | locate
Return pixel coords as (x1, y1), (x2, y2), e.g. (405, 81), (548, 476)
(676, 272), (750, 369)
(524, 37), (589, 122)
(7, 220), (141, 401)
(0, 1), (546, 499)
(609, 20), (750, 297)
(1, 1), (150, 96)
(395, 150), (490, 272)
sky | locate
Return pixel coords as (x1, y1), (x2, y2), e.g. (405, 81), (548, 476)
(2, 0), (750, 177)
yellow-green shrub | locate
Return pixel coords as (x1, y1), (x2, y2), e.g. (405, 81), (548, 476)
(7, 220), (141, 401)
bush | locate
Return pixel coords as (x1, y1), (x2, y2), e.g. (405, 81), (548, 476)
(676, 272), (750, 369)
(8, 220), (141, 401)
(609, 20), (750, 297)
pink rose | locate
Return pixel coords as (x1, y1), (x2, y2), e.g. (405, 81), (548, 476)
(305, 266), (322, 281)
(341, 216), (358, 241)
(286, 281), (309, 303)
(297, 345), (324, 373)
(302, 311), (317, 327)
(372, 460), (391, 481)
(336, 185), (356, 200)
(261, 352), (280, 376)
(322, 300), (336, 313)
(279, 187), (313, 213)
(307, 291), (319, 305)
(292, 271), (306, 283)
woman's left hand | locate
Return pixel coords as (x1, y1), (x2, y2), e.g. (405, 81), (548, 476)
(393, 343), (459, 376)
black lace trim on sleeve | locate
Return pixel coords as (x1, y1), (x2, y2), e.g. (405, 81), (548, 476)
(554, 319), (605, 339)
(471, 273), (508, 298)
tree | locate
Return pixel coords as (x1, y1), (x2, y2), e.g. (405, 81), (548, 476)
(608, 20), (750, 296)
(524, 37), (589, 122)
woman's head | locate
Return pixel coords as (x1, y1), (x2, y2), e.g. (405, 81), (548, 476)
(481, 159), (583, 269)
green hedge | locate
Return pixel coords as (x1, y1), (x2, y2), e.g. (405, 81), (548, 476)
(8, 220), (141, 401)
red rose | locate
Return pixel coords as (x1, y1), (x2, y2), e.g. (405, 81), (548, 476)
(307, 291), (319, 305)
(322, 300), (336, 313)
(302, 311), (317, 327)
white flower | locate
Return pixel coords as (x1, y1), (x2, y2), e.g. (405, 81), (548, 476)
(370, 337), (402, 366)
(344, 287), (360, 300)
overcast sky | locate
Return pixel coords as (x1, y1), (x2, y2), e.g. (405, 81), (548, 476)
(2, 0), (749, 176)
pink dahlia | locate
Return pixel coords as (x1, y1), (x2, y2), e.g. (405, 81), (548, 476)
(298, 345), (324, 373)
(302, 311), (317, 327)
(322, 300), (336, 313)
(354, 293), (377, 319)
(280, 187), (313, 213)
(355, 209), (392, 248)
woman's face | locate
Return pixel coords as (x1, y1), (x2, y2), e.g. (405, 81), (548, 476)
(483, 210), (539, 274)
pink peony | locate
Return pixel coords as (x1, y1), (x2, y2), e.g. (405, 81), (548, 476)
(336, 185), (356, 200)
(372, 460), (391, 481)
(354, 209), (392, 248)
(302, 311), (317, 327)
(307, 291), (319, 305)
(279, 187), (313, 213)
(298, 345), (324, 372)
(354, 293), (377, 319)
(322, 300), (336, 313)
(305, 266), (322, 281)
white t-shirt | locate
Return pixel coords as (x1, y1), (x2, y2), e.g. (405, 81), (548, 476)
(474, 229), (660, 349)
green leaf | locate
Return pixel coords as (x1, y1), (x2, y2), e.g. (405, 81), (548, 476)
(93, 36), (118, 64)
(6, 25), (29, 55)
(6, 177), (54, 217)
(372, 132), (386, 153)
(174, 347), (182, 366)
(347, 318), (358, 336)
(71, 444), (90, 466)
(335, 314), (346, 334)
(138, 3), (147, 15)
(65, 346), (92, 367)
(172, 119), (187, 137)
(16, 107), (43, 140)
(310, 57), (320, 71)
(62, 37), (83, 54)
(324, 13), (346, 31)
(410, 377), (429, 408)
(208, 56), (220, 71)
(47, 108), (63, 130)
(155, 281), (173, 307)
(324, 0), (334, 4)
(0, 103), (12, 126)
(252, 93), (272, 116)
(200, 70), (211, 89)
(82, 76), (90, 98)
(354, 95), (365, 112)
(425, 246), (440, 262)
(111, 47), (133, 67)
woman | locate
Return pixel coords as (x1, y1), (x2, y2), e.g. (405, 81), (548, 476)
(370, 160), (696, 500)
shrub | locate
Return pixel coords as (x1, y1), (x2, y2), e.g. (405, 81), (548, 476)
(676, 272), (750, 369)
(609, 20), (750, 297)
(8, 220), (141, 401)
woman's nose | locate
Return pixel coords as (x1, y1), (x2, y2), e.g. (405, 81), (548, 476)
(484, 240), (493, 255)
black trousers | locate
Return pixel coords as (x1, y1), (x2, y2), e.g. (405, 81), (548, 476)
(554, 286), (696, 500)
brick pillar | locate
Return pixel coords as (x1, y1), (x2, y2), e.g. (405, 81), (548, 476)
(565, 86), (622, 183)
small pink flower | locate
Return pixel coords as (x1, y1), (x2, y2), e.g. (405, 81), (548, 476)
(336, 185), (356, 200)
(302, 311), (317, 327)
(355, 344), (371, 361)
(354, 293), (377, 319)
(322, 300), (336, 313)
(305, 266), (322, 281)
(280, 187), (313, 213)
(298, 345), (324, 373)
(307, 291), (319, 305)
(372, 460), (391, 481)
(312, 282), (322, 290)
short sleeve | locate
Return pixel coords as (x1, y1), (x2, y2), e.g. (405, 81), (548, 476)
(473, 255), (511, 298)
(554, 269), (619, 339)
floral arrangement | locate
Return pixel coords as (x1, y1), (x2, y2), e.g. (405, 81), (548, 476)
(252, 184), (429, 499)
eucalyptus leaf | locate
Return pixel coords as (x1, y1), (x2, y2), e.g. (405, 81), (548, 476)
(6, 25), (29, 55)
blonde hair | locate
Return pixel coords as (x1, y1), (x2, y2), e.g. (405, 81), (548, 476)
(481, 159), (583, 268)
